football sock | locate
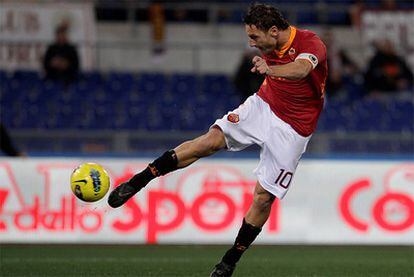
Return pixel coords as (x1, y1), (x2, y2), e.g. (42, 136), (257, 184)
(129, 150), (178, 189)
(221, 218), (262, 266)
(150, 149), (178, 175)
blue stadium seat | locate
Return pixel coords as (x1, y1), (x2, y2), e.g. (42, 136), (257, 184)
(12, 70), (40, 81)
(179, 106), (212, 131)
(82, 71), (102, 85)
(351, 100), (385, 131)
(201, 74), (234, 96)
(321, 100), (350, 131)
(0, 70), (9, 93)
(136, 73), (168, 96)
(170, 74), (198, 96)
(387, 100), (414, 132)
(0, 69), (7, 80)
(113, 114), (129, 129)
(4, 70), (412, 136)
(42, 80), (65, 94)
(106, 72), (134, 96)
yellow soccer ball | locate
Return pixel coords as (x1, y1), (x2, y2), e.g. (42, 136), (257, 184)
(70, 163), (110, 202)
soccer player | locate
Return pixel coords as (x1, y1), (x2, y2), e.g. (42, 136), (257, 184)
(108, 3), (327, 277)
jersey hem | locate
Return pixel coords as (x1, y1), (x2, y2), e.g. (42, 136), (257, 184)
(256, 94), (313, 138)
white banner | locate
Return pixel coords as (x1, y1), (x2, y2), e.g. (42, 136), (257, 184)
(0, 158), (413, 244)
(0, 1), (96, 70)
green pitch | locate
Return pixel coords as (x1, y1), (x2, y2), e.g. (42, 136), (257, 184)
(1, 245), (412, 276)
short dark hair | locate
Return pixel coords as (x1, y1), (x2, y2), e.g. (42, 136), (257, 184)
(243, 3), (289, 31)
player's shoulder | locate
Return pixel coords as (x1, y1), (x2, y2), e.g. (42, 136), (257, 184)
(295, 27), (321, 41)
(294, 27), (326, 51)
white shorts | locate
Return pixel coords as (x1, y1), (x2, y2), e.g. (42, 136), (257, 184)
(212, 94), (311, 199)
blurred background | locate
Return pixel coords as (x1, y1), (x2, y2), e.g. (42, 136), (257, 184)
(0, 0), (412, 157)
(0, 1), (413, 276)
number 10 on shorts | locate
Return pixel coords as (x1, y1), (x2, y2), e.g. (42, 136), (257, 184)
(275, 169), (293, 189)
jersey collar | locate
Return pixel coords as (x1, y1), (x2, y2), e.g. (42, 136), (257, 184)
(274, 26), (296, 58)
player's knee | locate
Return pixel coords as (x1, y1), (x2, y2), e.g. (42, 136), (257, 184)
(207, 128), (226, 151)
(253, 192), (275, 213)
(193, 129), (225, 156)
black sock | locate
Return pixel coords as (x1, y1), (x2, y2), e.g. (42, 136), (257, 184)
(129, 150), (178, 189)
(221, 218), (262, 266)
(150, 149), (178, 175)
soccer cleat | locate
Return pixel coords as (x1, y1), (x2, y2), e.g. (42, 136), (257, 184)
(210, 261), (235, 277)
(107, 181), (141, 208)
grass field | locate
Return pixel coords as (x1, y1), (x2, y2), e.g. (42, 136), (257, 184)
(0, 244), (413, 276)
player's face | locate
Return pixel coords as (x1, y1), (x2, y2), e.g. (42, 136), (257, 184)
(245, 24), (277, 55)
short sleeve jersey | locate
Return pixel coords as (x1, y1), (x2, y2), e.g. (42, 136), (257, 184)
(257, 26), (327, 137)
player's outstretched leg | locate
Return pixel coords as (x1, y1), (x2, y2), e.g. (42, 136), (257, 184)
(210, 182), (275, 277)
(107, 149), (177, 208)
(108, 127), (226, 208)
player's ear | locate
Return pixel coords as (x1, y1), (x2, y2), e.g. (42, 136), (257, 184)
(269, 26), (279, 38)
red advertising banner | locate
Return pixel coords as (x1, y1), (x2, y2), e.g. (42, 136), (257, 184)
(0, 158), (413, 244)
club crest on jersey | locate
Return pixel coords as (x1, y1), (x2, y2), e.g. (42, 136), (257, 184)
(288, 48), (296, 56)
(227, 113), (239, 124)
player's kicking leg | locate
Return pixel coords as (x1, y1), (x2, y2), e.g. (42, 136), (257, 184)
(107, 127), (226, 208)
(210, 182), (275, 277)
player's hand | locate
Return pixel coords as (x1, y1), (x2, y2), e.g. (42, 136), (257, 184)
(251, 56), (270, 75)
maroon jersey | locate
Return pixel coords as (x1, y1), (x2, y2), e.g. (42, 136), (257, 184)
(257, 26), (327, 137)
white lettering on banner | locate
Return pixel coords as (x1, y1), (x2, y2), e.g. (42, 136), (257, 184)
(0, 159), (413, 244)
(0, 2), (96, 70)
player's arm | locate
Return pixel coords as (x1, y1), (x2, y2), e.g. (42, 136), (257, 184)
(251, 56), (313, 80)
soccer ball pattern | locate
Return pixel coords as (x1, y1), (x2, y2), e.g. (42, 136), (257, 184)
(70, 163), (110, 202)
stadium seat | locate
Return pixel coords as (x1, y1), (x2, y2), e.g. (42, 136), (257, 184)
(2, 70), (411, 136)
(106, 72), (134, 95)
(82, 71), (102, 85)
(12, 70), (40, 82)
(170, 73), (198, 96)
(136, 73), (168, 96)
(201, 74), (231, 95)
